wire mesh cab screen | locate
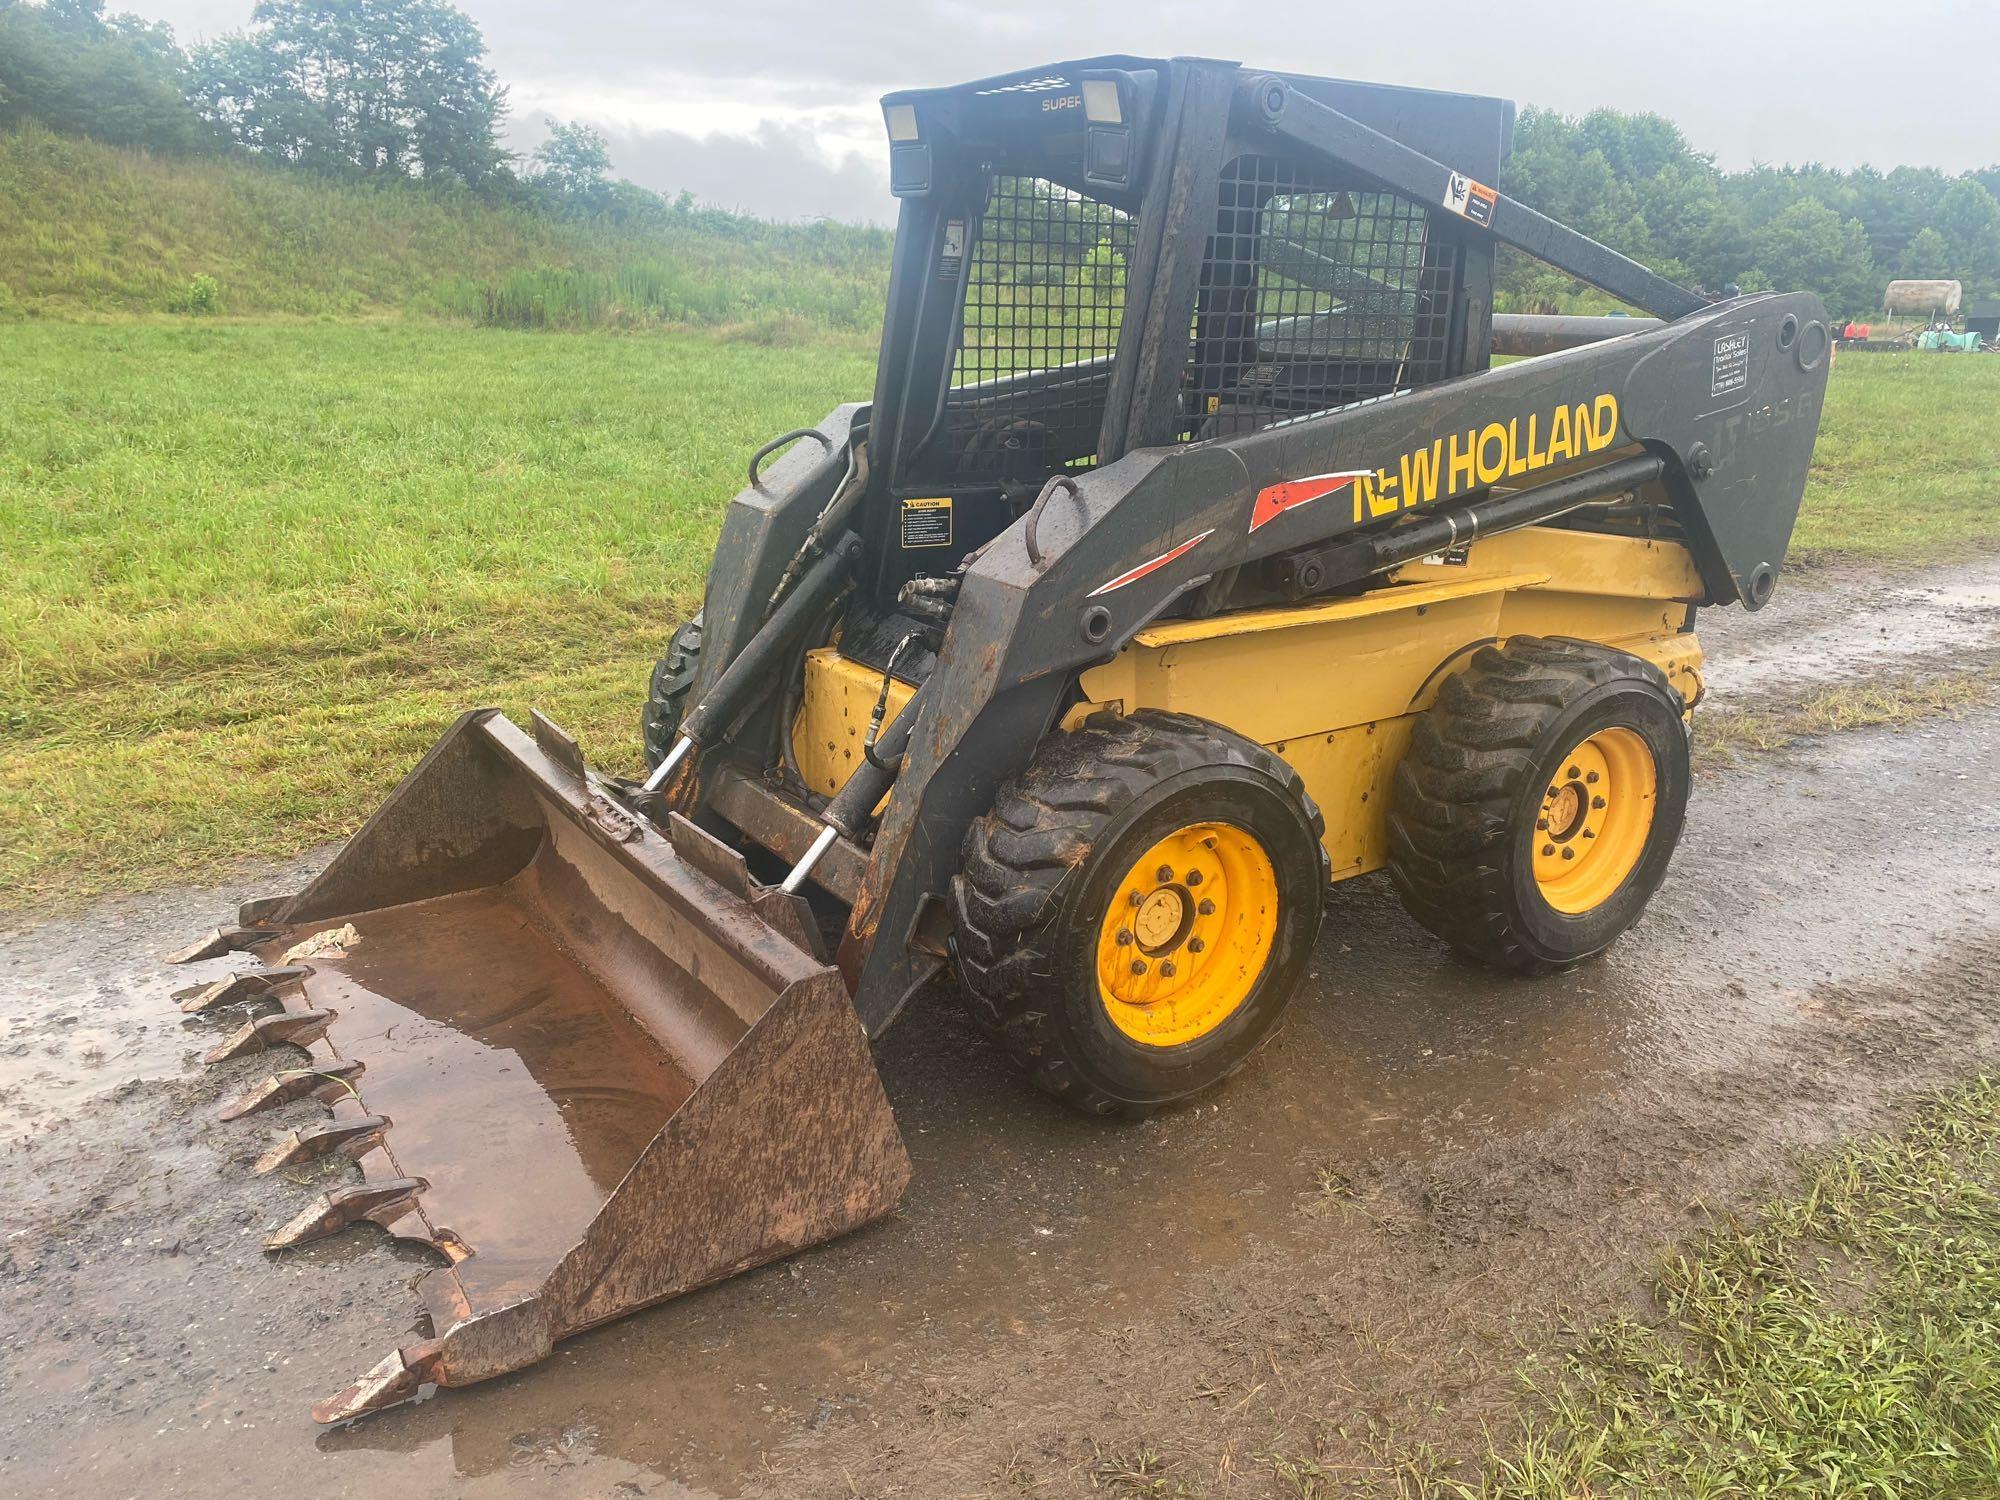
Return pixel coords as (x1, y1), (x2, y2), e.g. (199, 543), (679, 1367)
(944, 175), (1135, 482)
(1187, 155), (1458, 439)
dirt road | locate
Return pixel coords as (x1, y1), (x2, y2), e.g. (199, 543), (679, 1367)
(4, 559), (1998, 1498)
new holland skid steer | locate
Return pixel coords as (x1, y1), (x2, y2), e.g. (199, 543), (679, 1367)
(166, 57), (1828, 1422)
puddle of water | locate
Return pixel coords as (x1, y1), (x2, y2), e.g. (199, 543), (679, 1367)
(0, 860), (324, 1141)
(265, 886), (697, 1310)
(302, 876), (1707, 1493)
(1703, 555), (2000, 700)
(0, 952), (239, 1143)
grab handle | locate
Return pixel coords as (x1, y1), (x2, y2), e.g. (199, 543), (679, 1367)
(1022, 474), (1082, 567)
(748, 427), (832, 489)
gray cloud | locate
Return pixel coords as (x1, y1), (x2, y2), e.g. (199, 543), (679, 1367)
(138, 0), (2000, 226)
(537, 117), (894, 223)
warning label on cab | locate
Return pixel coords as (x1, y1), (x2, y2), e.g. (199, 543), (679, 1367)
(900, 496), (953, 548)
(1442, 172), (1497, 227)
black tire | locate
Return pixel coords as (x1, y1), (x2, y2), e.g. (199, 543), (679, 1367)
(950, 710), (1329, 1117)
(1386, 636), (1691, 973)
(641, 612), (704, 770)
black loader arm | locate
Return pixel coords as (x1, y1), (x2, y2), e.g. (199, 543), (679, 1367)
(1214, 292), (1832, 611)
(842, 293), (1829, 1031)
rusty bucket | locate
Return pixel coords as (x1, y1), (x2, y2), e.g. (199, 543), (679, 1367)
(168, 709), (910, 1422)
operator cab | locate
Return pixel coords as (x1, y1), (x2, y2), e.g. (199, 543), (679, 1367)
(844, 57), (1513, 676)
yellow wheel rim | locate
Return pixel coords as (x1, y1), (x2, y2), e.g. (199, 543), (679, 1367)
(1095, 821), (1279, 1047)
(1531, 727), (1657, 915)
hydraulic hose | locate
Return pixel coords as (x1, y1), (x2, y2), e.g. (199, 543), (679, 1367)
(644, 531), (861, 792)
(764, 434), (869, 621)
(779, 684), (928, 894)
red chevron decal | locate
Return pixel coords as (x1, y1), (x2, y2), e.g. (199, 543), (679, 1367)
(1088, 530), (1214, 597)
(1248, 470), (1372, 532)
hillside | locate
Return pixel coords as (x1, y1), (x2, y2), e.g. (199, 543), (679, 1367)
(0, 125), (890, 332)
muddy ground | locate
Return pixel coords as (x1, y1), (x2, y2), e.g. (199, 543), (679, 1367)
(3, 558), (1998, 1498)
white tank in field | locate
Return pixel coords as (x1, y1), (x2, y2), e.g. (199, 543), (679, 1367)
(1884, 279), (1962, 316)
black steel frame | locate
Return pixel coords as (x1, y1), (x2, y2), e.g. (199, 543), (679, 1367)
(680, 56), (1832, 1043)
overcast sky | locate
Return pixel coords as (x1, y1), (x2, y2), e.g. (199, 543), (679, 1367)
(136, 0), (1997, 223)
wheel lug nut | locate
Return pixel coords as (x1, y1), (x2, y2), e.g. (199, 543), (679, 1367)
(1128, 891), (1143, 907)
(1567, 765), (1581, 780)
(1197, 899), (1216, 916)
(1561, 847), (1575, 860)
(1592, 795), (1606, 809)
(1115, 929), (1133, 946)
(1156, 865), (1174, 883)
(1186, 870), (1202, 886)
(1541, 843), (1555, 856)
(1582, 829), (1596, 839)
(1536, 817), (1549, 830)
(1188, 937), (1205, 953)
(1586, 771), (1600, 784)
(1130, 959), (1147, 975)
(1159, 961), (1177, 978)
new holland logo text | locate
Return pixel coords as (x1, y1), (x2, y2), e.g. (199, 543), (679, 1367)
(1251, 393), (1623, 531)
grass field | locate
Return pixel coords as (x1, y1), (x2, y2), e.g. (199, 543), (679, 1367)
(2, 324), (1994, 911)
(1449, 1079), (2000, 1497)
(1793, 350), (2000, 560)
(0, 321), (874, 907)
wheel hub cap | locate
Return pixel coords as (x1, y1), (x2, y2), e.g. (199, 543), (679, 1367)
(1095, 822), (1280, 1048)
(1531, 727), (1659, 915)
(1134, 888), (1187, 952)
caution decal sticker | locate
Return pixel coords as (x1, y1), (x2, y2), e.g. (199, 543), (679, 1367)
(1441, 171), (1497, 228)
(900, 496), (953, 548)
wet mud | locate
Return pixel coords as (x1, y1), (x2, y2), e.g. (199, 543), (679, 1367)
(1698, 551), (2000, 701)
(4, 568), (2000, 1497)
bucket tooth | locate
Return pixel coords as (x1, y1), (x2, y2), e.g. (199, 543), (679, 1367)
(237, 893), (296, 926)
(203, 1008), (335, 1065)
(255, 1114), (391, 1174)
(266, 1177), (429, 1250)
(165, 925), (281, 965)
(312, 1340), (444, 1425)
(174, 966), (307, 1015)
(218, 1058), (364, 1121)
(174, 710), (911, 1427)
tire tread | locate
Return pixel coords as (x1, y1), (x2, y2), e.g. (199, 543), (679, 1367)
(1386, 635), (1679, 973)
(950, 710), (1327, 1117)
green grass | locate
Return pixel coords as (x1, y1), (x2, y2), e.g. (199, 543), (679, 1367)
(1445, 1079), (2000, 1498)
(0, 124), (889, 329)
(1693, 672), (1993, 771)
(1793, 352), (2000, 562)
(0, 321), (874, 908)
(2, 316), (1993, 910)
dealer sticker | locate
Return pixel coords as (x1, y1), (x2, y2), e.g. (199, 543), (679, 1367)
(1441, 172), (1497, 227)
(1711, 333), (1750, 396)
(900, 496), (953, 548)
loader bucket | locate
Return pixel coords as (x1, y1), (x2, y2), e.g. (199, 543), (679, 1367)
(167, 709), (910, 1423)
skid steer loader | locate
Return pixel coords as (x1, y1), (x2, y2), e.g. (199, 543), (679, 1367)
(166, 56), (1828, 1422)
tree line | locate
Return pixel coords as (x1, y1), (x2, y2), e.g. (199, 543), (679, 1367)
(0, 0), (612, 200)
(1499, 107), (2000, 316)
(3, 0), (1996, 316)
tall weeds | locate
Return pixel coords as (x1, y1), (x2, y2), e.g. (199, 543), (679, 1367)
(0, 124), (891, 334)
